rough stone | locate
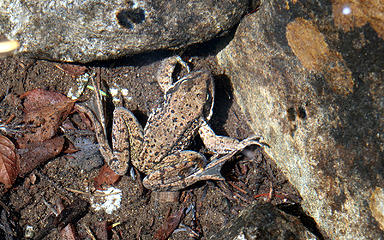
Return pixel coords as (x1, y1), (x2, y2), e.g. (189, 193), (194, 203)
(217, 0), (384, 239)
(0, 0), (248, 62)
(209, 203), (318, 240)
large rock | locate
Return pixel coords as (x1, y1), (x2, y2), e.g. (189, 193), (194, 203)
(209, 203), (318, 240)
(0, 0), (248, 62)
(217, 0), (384, 239)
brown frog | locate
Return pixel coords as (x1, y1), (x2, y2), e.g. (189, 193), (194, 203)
(78, 56), (263, 191)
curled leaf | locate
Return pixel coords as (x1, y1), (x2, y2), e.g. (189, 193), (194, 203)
(0, 135), (19, 188)
(55, 63), (88, 78)
(154, 207), (186, 240)
(18, 136), (65, 177)
(20, 89), (75, 143)
(94, 165), (121, 189)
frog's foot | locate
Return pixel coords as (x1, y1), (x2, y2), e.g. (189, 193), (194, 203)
(156, 56), (190, 93)
(142, 150), (222, 191)
(198, 121), (265, 155)
(193, 150), (237, 180)
(188, 136), (266, 186)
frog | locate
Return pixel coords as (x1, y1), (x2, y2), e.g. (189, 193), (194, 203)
(78, 56), (263, 191)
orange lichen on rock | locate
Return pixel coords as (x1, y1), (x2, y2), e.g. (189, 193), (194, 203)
(286, 18), (354, 95)
(332, 0), (384, 40)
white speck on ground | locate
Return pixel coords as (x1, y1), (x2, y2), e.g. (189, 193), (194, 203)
(90, 187), (122, 214)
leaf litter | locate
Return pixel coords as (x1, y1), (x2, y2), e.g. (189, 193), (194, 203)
(0, 134), (19, 188)
(0, 89), (76, 188)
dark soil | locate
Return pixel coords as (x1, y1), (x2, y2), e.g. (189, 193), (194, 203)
(0, 46), (301, 239)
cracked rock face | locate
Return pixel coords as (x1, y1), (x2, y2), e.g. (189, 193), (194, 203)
(0, 0), (248, 62)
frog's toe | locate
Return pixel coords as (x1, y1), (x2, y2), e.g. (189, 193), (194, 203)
(239, 136), (267, 149)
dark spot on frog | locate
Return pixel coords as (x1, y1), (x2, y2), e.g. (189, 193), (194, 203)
(110, 157), (119, 164)
(116, 8), (145, 29)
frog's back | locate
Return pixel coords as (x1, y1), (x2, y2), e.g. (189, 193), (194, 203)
(139, 71), (214, 173)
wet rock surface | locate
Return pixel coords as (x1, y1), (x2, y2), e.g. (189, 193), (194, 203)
(217, 0), (384, 239)
(0, 0), (248, 62)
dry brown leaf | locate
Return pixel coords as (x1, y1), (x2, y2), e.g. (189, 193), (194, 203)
(20, 89), (75, 143)
(55, 63), (88, 78)
(18, 136), (65, 177)
(94, 164), (121, 189)
(20, 89), (73, 111)
(0, 135), (19, 188)
(154, 207), (186, 240)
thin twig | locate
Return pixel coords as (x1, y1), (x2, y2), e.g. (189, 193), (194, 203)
(0, 199), (10, 214)
(227, 181), (248, 194)
(83, 224), (97, 240)
(0, 209), (16, 240)
(91, 67), (107, 138)
(65, 187), (120, 197)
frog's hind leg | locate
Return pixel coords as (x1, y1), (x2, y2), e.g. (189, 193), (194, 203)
(109, 107), (144, 175)
(156, 56), (190, 93)
(142, 150), (223, 191)
(198, 121), (264, 155)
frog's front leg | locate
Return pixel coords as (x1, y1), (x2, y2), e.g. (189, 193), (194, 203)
(156, 56), (190, 93)
(142, 150), (220, 191)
